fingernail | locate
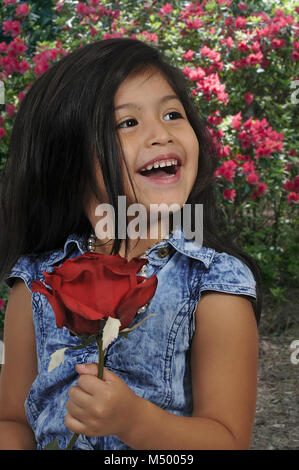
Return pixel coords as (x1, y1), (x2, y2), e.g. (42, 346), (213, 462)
(76, 363), (86, 369)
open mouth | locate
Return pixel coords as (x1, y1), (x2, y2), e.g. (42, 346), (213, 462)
(138, 158), (181, 179)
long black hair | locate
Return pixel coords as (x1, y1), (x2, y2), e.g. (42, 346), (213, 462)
(0, 38), (262, 325)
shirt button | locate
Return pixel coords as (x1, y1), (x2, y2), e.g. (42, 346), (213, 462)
(157, 246), (169, 258)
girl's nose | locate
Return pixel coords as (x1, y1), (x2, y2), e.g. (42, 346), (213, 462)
(146, 120), (173, 146)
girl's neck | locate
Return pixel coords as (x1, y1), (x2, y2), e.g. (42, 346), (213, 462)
(90, 224), (169, 261)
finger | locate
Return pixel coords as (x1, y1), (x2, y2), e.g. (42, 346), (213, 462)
(65, 411), (87, 435)
(68, 385), (91, 407)
(77, 373), (103, 395)
(76, 363), (98, 376)
(101, 367), (123, 383)
(66, 399), (86, 421)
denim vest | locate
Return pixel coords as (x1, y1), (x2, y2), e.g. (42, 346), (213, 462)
(5, 227), (256, 450)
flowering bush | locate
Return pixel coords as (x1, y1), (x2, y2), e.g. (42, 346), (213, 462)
(0, 0), (298, 307)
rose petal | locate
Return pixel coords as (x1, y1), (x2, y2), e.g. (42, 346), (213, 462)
(116, 275), (158, 329)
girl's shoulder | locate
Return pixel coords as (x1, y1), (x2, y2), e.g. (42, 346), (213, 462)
(4, 232), (86, 291)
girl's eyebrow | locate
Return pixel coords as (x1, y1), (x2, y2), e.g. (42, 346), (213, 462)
(114, 94), (180, 111)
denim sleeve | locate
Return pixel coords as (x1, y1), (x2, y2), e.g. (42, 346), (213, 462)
(200, 251), (257, 299)
(4, 255), (34, 293)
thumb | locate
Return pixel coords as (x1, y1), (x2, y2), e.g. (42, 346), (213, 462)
(76, 362), (98, 376)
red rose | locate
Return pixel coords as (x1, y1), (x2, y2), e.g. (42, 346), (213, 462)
(31, 252), (157, 336)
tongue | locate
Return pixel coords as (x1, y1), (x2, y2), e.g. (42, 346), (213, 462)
(148, 168), (169, 178)
(141, 167), (175, 178)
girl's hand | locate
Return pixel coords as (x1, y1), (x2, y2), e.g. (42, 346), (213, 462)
(65, 363), (140, 439)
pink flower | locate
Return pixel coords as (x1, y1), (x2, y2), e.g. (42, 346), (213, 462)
(294, 41), (299, 50)
(185, 19), (202, 29)
(219, 145), (231, 158)
(0, 128), (6, 138)
(284, 180), (294, 191)
(160, 3), (173, 15)
(33, 60), (49, 77)
(18, 58), (30, 74)
(246, 51), (263, 66)
(215, 160), (237, 182)
(190, 67), (205, 80)
(231, 112), (242, 130)
(294, 176), (299, 192)
(1, 55), (19, 74)
(0, 42), (8, 54)
(3, 0), (17, 4)
(33, 48), (58, 77)
(235, 16), (247, 28)
(7, 38), (27, 56)
(238, 40), (250, 52)
(76, 2), (91, 16)
(251, 41), (261, 52)
(200, 46), (211, 57)
(196, 73), (228, 104)
(242, 160), (256, 175)
(257, 182), (268, 195)
(284, 177), (299, 192)
(271, 38), (286, 49)
(5, 104), (16, 118)
(221, 37), (234, 49)
(18, 90), (26, 102)
(287, 192), (299, 203)
(247, 172), (259, 185)
(238, 2), (247, 10)
(0, 298), (5, 311)
(15, 3), (29, 17)
(55, 1), (64, 11)
(139, 31), (158, 43)
(208, 49), (221, 62)
(238, 130), (251, 150)
(244, 92), (254, 105)
(291, 50), (299, 62)
(2, 20), (21, 38)
(183, 49), (194, 61)
(225, 17), (233, 27)
(223, 189), (236, 202)
(236, 153), (249, 161)
(207, 110), (223, 126)
(243, 117), (253, 130)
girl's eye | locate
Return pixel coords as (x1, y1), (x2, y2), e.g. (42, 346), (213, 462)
(116, 118), (138, 129)
(116, 111), (183, 129)
(164, 111), (183, 120)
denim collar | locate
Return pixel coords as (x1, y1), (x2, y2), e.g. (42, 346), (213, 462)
(47, 227), (215, 269)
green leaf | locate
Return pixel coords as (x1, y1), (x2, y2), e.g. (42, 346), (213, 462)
(43, 438), (61, 450)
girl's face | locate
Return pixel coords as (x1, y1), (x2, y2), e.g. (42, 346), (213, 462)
(114, 68), (199, 210)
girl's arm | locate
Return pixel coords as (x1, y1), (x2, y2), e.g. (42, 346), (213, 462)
(0, 279), (37, 449)
(117, 292), (259, 450)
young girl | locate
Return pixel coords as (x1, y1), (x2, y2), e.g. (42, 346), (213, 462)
(0, 38), (262, 450)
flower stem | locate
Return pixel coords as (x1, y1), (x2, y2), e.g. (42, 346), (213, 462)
(64, 432), (79, 451)
(97, 334), (104, 379)
(64, 334), (104, 450)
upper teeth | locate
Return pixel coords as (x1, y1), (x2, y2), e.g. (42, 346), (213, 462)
(140, 159), (178, 172)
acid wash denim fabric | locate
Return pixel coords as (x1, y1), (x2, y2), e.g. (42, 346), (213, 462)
(5, 227), (257, 450)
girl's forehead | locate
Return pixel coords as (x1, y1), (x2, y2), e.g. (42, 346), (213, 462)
(114, 69), (174, 102)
